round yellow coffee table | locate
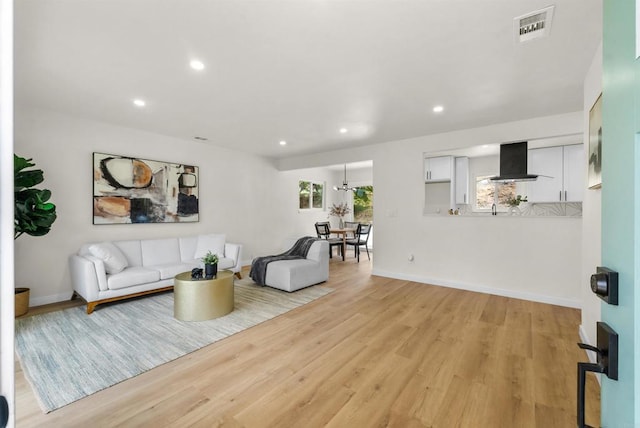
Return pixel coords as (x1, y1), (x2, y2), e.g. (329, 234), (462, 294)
(174, 270), (234, 321)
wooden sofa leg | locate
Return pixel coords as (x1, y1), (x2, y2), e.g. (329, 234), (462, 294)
(86, 302), (98, 315)
(235, 272), (242, 280)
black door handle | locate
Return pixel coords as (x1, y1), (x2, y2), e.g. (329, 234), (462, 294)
(577, 342), (600, 354)
(576, 322), (619, 428)
(0, 396), (7, 428)
(577, 362), (603, 428)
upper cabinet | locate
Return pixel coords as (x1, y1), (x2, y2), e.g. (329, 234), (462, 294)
(454, 156), (469, 204)
(528, 144), (584, 202)
(562, 144), (584, 202)
(527, 146), (563, 202)
(424, 155), (453, 182)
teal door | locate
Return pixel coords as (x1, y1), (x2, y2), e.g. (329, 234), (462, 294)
(600, 0), (639, 425)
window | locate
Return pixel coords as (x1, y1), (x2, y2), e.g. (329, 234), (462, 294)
(299, 181), (324, 209)
(475, 175), (517, 211)
(353, 185), (373, 223)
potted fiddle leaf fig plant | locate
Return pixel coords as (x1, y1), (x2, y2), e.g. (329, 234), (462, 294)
(14, 154), (57, 316)
(201, 251), (219, 279)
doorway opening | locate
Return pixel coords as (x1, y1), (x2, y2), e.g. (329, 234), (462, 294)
(353, 185), (373, 250)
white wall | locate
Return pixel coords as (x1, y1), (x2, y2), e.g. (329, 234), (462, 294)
(278, 167), (344, 235)
(469, 155), (499, 183)
(279, 112), (585, 307)
(342, 166), (373, 185)
(17, 107), (591, 308)
(14, 107), (337, 305)
(580, 42), (603, 351)
(371, 125), (582, 307)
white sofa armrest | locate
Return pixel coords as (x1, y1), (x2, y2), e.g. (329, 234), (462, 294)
(69, 254), (104, 302)
(224, 242), (243, 274)
(84, 255), (109, 291)
(306, 240), (329, 263)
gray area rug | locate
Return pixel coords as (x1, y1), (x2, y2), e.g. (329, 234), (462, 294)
(15, 279), (332, 413)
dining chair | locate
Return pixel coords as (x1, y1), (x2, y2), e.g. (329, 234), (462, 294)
(345, 223), (372, 262)
(344, 221), (359, 238)
(314, 222), (344, 258)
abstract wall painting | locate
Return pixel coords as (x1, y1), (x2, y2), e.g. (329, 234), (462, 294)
(93, 153), (199, 224)
(588, 94), (603, 189)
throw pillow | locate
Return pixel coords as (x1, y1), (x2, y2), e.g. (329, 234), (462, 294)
(88, 242), (129, 274)
(194, 234), (226, 259)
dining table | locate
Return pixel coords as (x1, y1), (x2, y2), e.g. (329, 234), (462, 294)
(329, 227), (356, 261)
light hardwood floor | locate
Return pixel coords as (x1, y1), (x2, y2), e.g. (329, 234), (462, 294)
(16, 257), (600, 427)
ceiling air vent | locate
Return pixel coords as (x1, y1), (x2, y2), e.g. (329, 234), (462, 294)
(514, 5), (554, 43)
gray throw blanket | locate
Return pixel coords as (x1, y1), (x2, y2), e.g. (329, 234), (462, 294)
(249, 236), (319, 286)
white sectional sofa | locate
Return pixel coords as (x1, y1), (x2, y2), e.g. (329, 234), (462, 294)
(69, 234), (242, 314)
(262, 240), (329, 292)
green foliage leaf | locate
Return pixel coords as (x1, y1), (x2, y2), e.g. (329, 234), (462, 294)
(14, 155), (57, 239)
(14, 155), (35, 173)
(201, 250), (219, 265)
(14, 155), (44, 190)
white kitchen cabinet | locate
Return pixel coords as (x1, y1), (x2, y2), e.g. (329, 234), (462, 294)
(562, 144), (584, 202)
(527, 146), (563, 202)
(454, 156), (469, 204)
(527, 144), (584, 202)
(424, 155), (453, 182)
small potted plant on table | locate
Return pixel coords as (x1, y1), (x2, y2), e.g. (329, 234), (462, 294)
(506, 194), (528, 215)
(202, 251), (219, 279)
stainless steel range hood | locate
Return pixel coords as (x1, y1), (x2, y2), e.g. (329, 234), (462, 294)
(490, 141), (538, 182)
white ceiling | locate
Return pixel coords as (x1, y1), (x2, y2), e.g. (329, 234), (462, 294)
(15, 1), (602, 160)
(426, 133), (583, 158)
(327, 160), (373, 171)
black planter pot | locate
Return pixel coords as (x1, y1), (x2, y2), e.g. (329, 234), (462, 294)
(205, 263), (218, 279)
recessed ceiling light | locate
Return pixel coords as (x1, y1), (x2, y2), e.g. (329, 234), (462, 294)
(133, 99), (146, 107)
(190, 60), (205, 71)
(433, 105), (444, 113)
(279, 140), (287, 146)
(482, 144), (489, 148)
(340, 128), (348, 134)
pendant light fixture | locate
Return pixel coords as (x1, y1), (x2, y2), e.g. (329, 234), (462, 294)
(333, 164), (358, 192)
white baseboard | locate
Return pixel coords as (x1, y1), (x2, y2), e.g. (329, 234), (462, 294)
(29, 292), (74, 308)
(371, 269), (581, 309)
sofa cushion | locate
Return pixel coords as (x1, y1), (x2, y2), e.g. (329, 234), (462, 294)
(218, 257), (235, 270)
(195, 234), (226, 259)
(141, 238), (181, 267)
(148, 263), (200, 280)
(88, 242), (129, 274)
(265, 259), (326, 292)
(107, 267), (160, 290)
(179, 236), (199, 262)
(113, 240), (143, 267)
